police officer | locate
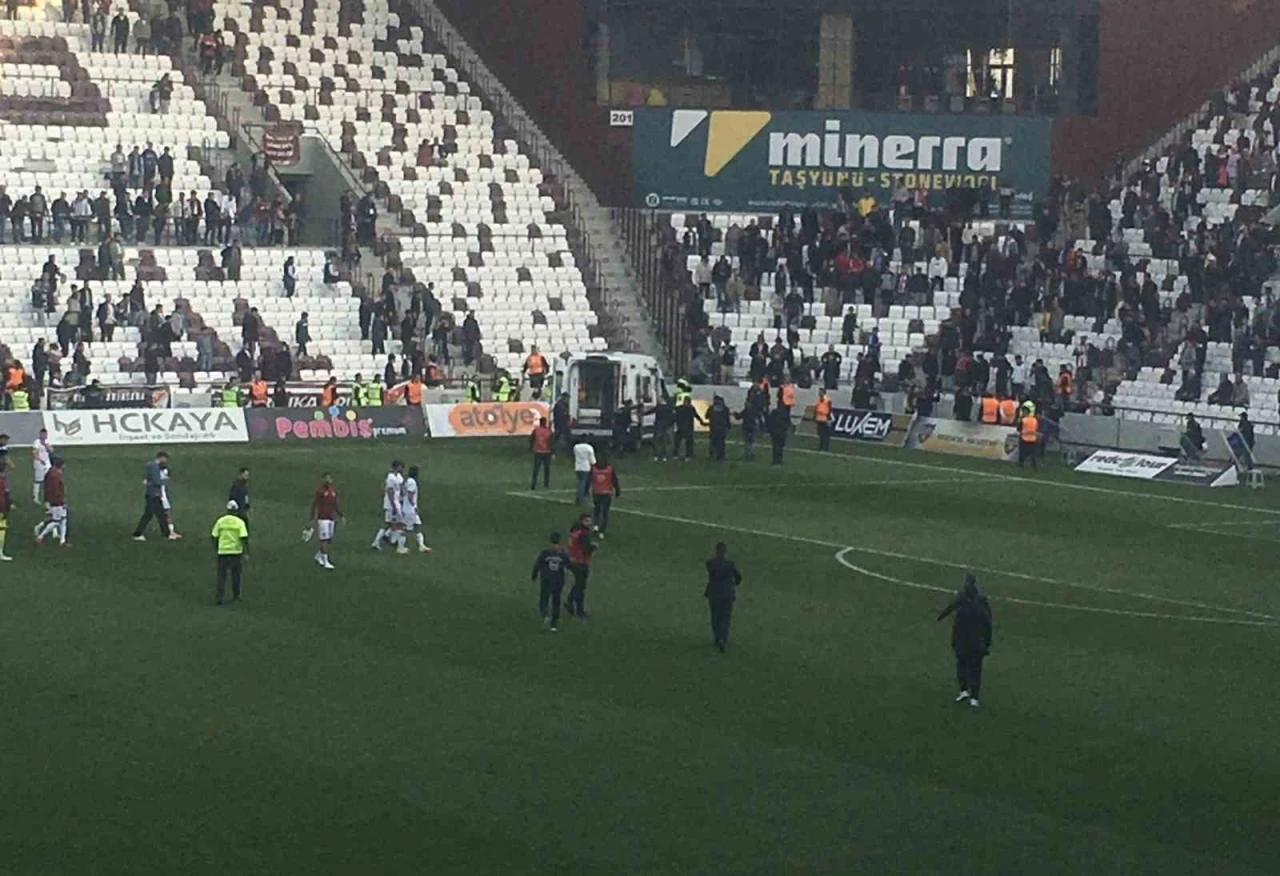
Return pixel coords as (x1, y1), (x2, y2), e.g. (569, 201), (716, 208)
(936, 573), (992, 707)
(706, 395), (731, 461)
(704, 541), (741, 652)
(736, 382), (766, 460)
(530, 531), (571, 631)
(767, 404), (789, 465)
(673, 377), (692, 406)
(673, 396), (704, 461)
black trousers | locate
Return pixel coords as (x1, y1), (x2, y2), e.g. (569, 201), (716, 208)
(1017, 441), (1037, 468)
(709, 598), (733, 647)
(709, 430), (726, 460)
(817, 421), (831, 451)
(132, 495), (171, 537)
(771, 433), (786, 464)
(955, 650), (985, 697)
(568, 563), (589, 615)
(652, 428), (670, 459)
(673, 429), (694, 459)
(592, 494), (612, 533)
(530, 453), (551, 489)
(216, 554), (243, 602)
(539, 579), (564, 626)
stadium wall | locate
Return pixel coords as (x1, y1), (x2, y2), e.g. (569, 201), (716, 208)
(434, 0), (1280, 204)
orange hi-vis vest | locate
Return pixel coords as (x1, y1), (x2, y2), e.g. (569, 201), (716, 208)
(998, 398), (1017, 425)
(6, 365), (25, 390)
(1019, 415), (1040, 443)
(590, 465), (615, 495)
(980, 396), (999, 424)
(780, 383), (795, 407)
(531, 425), (553, 454)
(320, 385), (337, 407)
(525, 353), (546, 376)
(249, 380), (268, 406)
(814, 397), (832, 423)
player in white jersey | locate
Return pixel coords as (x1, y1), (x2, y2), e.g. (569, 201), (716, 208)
(371, 460), (406, 551)
(31, 428), (52, 505)
(400, 465), (431, 554)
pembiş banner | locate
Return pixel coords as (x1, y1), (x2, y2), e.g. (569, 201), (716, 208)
(1074, 450), (1174, 480)
(44, 409), (248, 445)
(425, 402), (549, 438)
(633, 108), (1050, 216)
(827, 407), (908, 443)
(245, 407), (426, 442)
(905, 417), (1018, 461)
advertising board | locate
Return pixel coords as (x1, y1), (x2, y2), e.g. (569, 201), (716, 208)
(424, 402), (550, 438)
(43, 409), (248, 446)
(245, 407), (426, 442)
(904, 417), (1018, 461)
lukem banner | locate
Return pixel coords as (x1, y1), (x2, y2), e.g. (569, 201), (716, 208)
(827, 408), (910, 444)
(425, 402), (549, 437)
(246, 407), (426, 442)
(905, 417), (1019, 462)
(633, 108), (1051, 216)
(261, 128), (301, 165)
(44, 409), (248, 445)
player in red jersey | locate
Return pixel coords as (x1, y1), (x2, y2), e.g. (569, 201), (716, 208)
(304, 472), (343, 569)
(35, 456), (68, 548)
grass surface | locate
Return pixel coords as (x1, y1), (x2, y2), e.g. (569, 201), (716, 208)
(1, 433), (1279, 875)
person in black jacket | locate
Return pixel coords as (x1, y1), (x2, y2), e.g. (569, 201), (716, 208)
(673, 397), (704, 460)
(531, 531), (571, 632)
(704, 542), (741, 652)
(767, 405), (789, 465)
(228, 468), (250, 520)
(648, 394), (673, 461)
(937, 573), (993, 707)
(706, 395), (731, 461)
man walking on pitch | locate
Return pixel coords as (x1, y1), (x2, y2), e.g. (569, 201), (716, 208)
(228, 467), (250, 520)
(0, 460), (13, 561)
(305, 472), (342, 569)
(704, 541), (741, 652)
(132, 451), (176, 541)
(530, 531), (571, 631)
(589, 455), (621, 537)
(572, 437), (596, 504)
(529, 416), (554, 490)
(402, 464), (431, 554)
(31, 427), (53, 505)
(34, 456), (68, 548)
(937, 573), (993, 707)
(211, 500), (249, 605)
(566, 512), (595, 618)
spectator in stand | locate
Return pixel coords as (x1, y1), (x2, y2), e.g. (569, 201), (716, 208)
(110, 8), (128, 54)
(90, 7), (106, 50)
(1232, 373), (1250, 407)
(295, 312), (310, 357)
(282, 256), (297, 298)
(241, 307), (260, 358)
(221, 240), (242, 281)
(132, 13), (149, 54)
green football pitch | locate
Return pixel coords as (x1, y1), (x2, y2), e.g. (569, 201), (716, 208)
(2, 433), (1279, 875)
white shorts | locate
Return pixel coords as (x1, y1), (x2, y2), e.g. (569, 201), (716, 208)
(34, 463), (50, 484)
(400, 506), (420, 528)
(383, 507), (401, 525)
(316, 519), (336, 542)
(47, 504), (67, 522)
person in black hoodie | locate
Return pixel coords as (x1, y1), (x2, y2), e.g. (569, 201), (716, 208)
(706, 395), (731, 461)
(936, 573), (993, 707)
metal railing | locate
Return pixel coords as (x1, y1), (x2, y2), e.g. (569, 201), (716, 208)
(612, 207), (689, 371)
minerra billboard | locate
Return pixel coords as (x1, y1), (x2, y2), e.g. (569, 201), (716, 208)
(633, 108), (1051, 216)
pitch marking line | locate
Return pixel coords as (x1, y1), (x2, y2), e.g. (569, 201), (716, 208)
(726, 440), (1280, 518)
(508, 492), (1278, 627)
(530, 475), (990, 497)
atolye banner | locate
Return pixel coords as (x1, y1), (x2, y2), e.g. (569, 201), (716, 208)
(633, 108), (1051, 215)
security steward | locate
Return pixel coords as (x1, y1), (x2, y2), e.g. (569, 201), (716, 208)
(1016, 406), (1040, 468)
(493, 371), (514, 402)
(778, 376), (796, 418)
(220, 377), (241, 408)
(704, 541), (742, 652)
(936, 573), (992, 707)
(211, 499), (249, 605)
(997, 395), (1017, 425)
(522, 345), (550, 400)
(319, 378), (338, 409)
(673, 377), (692, 406)
(814, 388), (833, 451)
(673, 396), (704, 460)
(566, 512), (595, 618)
(706, 395), (731, 461)
(588, 455), (621, 536)
(529, 416), (554, 489)
(978, 392), (999, 425)
(10, 382), (30, 411)
(465, 373), (482, 403)
(248, 373), (269, 407)
(365, 375), (384, 406)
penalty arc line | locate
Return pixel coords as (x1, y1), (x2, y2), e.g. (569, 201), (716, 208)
(507, 492), (1279, 626)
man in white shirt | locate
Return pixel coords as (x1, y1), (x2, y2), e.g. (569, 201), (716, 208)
(573, 439), (596, 505)
(218, 191), (237, 243)
(1010, 355), (1028, 399)
(371, 460), (405, 551)
(400, 464), (430, 554)
(31, 427), (52, 505)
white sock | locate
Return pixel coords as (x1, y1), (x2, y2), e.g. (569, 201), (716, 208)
(38, 521), (56, 540)
(416, 532), (426, 549)
(394, 531), (406, 548)
(57, 520), (68, 543)
(372, 527), (386, 545)
(32, 483), (40, 504)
